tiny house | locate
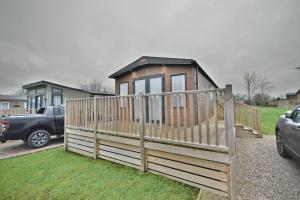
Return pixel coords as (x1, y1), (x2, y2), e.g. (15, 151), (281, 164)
(64, 56), (237, 198)
(109, 56), (218, 124)
(23, 80), (114, 109)
(110, 56), (218, 96)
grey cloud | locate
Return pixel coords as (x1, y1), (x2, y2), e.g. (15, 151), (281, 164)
(0, 0), (299, 96)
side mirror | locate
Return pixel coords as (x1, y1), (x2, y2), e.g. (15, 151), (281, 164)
(285, 111), (292, 118)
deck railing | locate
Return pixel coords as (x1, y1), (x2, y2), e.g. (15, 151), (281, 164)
(66, 88), (233, 148)
(0, 109), (37, 116)
(64, 85), (237, 199)
(234, 102), (262, 137)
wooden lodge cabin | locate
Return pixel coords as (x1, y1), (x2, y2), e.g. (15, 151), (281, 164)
(109, 56), (220, 125)
(64, 56), (238, 199)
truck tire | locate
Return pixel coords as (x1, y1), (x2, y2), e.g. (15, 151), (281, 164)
(27, 129), (51, 149)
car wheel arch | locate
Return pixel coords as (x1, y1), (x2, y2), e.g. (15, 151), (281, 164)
(25, 125), (53, 140)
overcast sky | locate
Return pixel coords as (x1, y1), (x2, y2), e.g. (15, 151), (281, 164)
(0, 0), (299, 97)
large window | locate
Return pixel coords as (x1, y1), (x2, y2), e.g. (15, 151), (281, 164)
(171, 74), (186, 107)
(120, 83), (128, 107)
(134, 79), (146, 120)
(120, 83), (128, 96)
(27, 87), (46, 109)
(52, 88), (63, 106)
(0, 102), (9, 110)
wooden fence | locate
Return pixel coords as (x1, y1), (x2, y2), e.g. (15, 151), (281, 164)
(64, 85), (237, 199)
(0, 109), (37, 116)
(234, 102), (262, 137)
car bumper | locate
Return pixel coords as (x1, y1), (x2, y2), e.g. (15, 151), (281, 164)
(0, 133), (7, 143)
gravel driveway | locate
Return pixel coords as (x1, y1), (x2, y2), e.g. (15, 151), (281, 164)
(0, 137), (63, 159)
(237, 131), (300, 200)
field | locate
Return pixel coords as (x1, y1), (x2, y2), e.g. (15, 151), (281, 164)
(259, 107), (289, 135)
(0, 147), (198, 200)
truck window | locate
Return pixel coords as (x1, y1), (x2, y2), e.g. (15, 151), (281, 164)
(36, 107), (46, 114)
(53, 107), (60, 116)
(59, 107), (65, 115)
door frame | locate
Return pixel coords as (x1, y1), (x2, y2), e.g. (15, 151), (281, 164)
(132, 74), (165, 122)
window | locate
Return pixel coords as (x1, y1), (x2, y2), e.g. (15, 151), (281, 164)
(292, 110), (300, 123)
(171, 74), (186, 107)
(52, 88), (63, 106)
(120, 83), (128, 107)
(120, 83), (128, 96)
(0, 102), (9, 110)
(149, 77), (162, 120)
(53, 88), (62, 93)
(36, 88), (46, 94)
(53, 106), (64, 116)
(53, 95), (62, 106)
(134, 79), (146, 120)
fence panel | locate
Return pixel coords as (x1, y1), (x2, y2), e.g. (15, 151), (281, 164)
(234, 102), (262, 137)
(0, 109), (37, 116)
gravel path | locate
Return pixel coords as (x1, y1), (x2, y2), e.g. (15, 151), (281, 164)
(0, 137), (63, 159)
(237, 131), (300, 200)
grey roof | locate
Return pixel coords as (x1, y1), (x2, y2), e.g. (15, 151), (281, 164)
(109, 56), (218, 88)
(286, 89), (300, 96)
(286, 92), (296, 96)
(0, 95), (26, 101)
(83, 89), (115, 96)
(23, 80), (114, 96)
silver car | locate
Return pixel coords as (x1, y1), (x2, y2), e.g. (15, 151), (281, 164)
(276, 105), (300, 160)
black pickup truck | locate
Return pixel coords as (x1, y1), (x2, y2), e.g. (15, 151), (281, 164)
(0, 105), (64, 148)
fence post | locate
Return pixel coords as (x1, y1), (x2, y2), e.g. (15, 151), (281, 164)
(257, 109), (262, 137)
(139, 92), (147, 172)
(64, 99), (68, 151)
(93, 97), (99, 159)
(224, 84), (237, 200)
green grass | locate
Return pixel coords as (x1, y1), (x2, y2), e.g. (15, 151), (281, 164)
(0, 148), (198, 200)
(259, 107), (289, 135)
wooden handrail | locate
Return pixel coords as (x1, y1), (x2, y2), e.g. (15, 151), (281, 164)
(234, 102), (262, 137)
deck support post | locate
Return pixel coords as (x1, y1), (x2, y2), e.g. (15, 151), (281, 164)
(64, 99), (68, 151)
(93, 97), (99, 159)
(224, 84), (237, 200)
(139, 92), (147, 172)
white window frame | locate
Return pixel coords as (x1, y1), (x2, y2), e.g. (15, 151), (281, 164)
(171, 74), (186, 107)
(120, 82), (129, 96)
(0, 102), (9, 110)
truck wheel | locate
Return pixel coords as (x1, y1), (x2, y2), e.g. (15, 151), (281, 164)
(27, 129), (51, 149)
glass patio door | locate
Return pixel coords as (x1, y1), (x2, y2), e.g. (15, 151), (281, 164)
(134, 79), (146, 121)
(149, 77), (162, 121)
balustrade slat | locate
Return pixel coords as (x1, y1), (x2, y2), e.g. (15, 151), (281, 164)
(205, 92), (210, 145)
(176, 94), (180, 141)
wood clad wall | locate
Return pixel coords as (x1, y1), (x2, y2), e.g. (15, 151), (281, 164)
(114, 65), (216, 125)
(65, 128), (230, 197)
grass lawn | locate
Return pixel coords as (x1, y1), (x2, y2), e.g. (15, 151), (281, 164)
(259, 107), (289, 135)
(0, 147), (198, 200)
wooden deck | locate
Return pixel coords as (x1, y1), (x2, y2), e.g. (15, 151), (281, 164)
(64, 85), (237, 199)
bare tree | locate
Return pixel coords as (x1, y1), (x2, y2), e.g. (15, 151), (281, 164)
(13, 89), (26, 97)
(258, 77), (272, 106)
(243, 72), (259, 104)
(79, 78), (113, 92)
